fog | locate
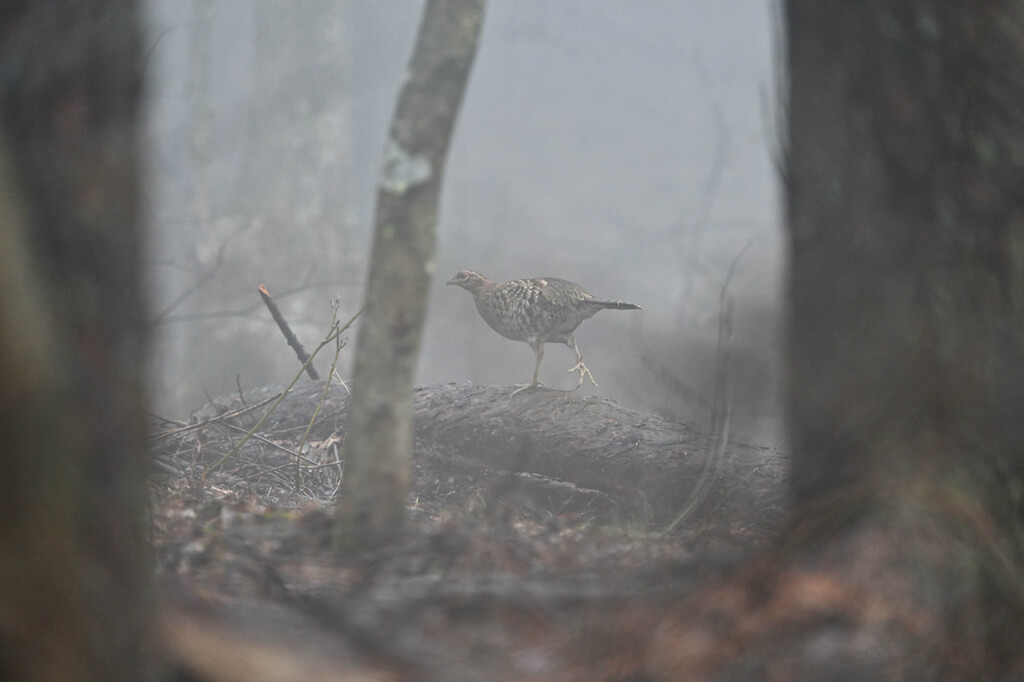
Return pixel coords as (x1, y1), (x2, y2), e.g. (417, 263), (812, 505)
(142, 1), (782, 445)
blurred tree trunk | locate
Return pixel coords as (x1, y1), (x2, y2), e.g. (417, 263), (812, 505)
(336, 0), (486, 543)
(0, 2), (152, 680)
(785, 2), (1024, 520)
(784, 0), (1024, 580)
(644, 3), (1024, 679)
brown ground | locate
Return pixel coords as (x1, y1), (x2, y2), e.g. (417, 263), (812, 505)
(148, 383), (781, 681)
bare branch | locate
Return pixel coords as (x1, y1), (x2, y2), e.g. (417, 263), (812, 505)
(259, 283), (319, 380)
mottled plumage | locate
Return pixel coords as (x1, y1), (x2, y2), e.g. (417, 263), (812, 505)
(446, 270), (642, 394)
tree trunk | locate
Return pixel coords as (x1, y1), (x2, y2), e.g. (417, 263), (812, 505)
(0, 2), (152, 680)
(785, 0), (1024, 583)
(644, 3), (1024, 679)
(337, 0), (486, 543)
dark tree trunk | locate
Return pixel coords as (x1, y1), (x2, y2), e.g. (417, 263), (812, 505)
(0, 2), (152, 680)
(784, 0), (1024, 611)
(785, 3), (1024, 518)
(643, 3), (1024, 680)
(337, 0), (486, 542)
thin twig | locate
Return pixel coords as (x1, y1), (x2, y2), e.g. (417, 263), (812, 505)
(148, 224), (244, 326)
(202, 305), (364, 480)
(147, 392), (283, 441)
(295, 298), (349, 491)
(235, 374), (248, 409)
(667, 242), (749, 533)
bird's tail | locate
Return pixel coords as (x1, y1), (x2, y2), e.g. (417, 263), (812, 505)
(591, 299), (642, 311)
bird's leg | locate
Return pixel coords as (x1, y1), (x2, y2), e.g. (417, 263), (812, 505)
(511, 341), (545, 397)
(565, 335), (597, 389)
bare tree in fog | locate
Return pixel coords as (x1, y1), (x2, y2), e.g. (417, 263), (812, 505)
(0, 1), (153, 679)
(336, 0), (486, 542)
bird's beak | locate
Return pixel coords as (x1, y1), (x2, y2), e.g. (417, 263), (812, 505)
(445, 277), (456, 285)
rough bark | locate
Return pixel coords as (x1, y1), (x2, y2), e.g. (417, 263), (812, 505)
(196, 381), (787, 537)
(0, 1), (151, 680)
(411, 384), (785, 533)
(642, 3), (1024, 680)
(786, 3), (1024, 515)
(337, 0), (486, 541)
(784, 0), (1024, 588)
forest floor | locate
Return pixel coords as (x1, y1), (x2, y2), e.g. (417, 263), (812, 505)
(148, 383), (779, 681)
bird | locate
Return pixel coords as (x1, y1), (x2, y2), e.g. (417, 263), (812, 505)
(446, 270), (642, 396)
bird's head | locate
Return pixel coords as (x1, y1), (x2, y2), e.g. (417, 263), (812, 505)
(446, 270), (491, 295)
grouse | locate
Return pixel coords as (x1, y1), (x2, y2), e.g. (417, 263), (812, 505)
(446, 270), (642, 395)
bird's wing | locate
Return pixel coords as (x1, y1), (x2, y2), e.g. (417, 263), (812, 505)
(527, 278), (601, 333)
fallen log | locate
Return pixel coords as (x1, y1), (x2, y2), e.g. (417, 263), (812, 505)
(190, 381), (788, 538)
(411, 384), (787, 535)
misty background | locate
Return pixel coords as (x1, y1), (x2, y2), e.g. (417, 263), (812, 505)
(142, 1), (783, 445)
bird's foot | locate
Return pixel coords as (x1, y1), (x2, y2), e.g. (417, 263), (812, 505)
(510, 381), (545, 397)
(567, 359), (598, 389)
